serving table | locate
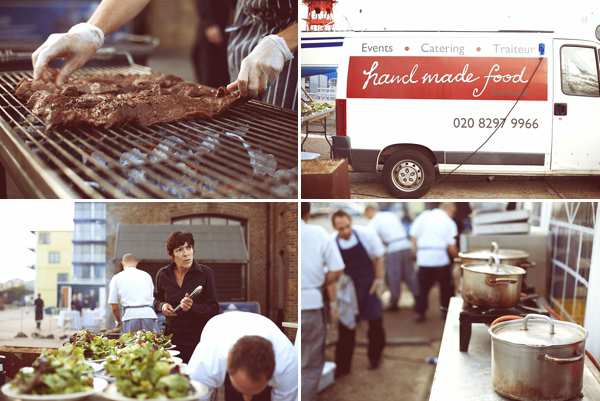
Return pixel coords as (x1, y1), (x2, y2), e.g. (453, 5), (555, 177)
(429, 296), (600, 401)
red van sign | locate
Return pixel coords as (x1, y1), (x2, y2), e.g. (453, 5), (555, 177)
(347, 56), (547, 100)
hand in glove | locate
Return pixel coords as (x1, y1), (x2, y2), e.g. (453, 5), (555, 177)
(227, 34), (294, 98)
(32, 23), (104, 87)
(369, 278), (384, 297)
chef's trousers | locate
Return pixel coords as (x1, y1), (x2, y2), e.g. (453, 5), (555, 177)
(414, 264), (453, 315)
(385, 248), (419, 305)
(301, 308), (326, 401)
(335, 318), (384, 375)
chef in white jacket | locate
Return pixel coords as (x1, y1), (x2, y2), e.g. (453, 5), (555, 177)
(188, 311), (298, 401)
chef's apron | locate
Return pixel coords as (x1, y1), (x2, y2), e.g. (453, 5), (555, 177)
(224, 372), (272, 401)
(336, 231), (383, 322)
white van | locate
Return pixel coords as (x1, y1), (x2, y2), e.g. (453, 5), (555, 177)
(333, 29), (600, 198)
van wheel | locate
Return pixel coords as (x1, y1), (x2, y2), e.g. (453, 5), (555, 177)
(383, 149), (435, 198)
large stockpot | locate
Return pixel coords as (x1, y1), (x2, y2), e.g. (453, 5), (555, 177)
(456, 241), (536, 269)
(461, 255), (526, 308)
(489, 314), (588, 401)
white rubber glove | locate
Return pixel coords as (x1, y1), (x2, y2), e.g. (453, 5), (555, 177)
(227, 34), (294, 98)
(369, 278), (384, 296)
(32, 23), (104, 87)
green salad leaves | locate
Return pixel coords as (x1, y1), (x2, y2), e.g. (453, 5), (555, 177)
(117, 330), (173, 350)
(69, 330), (117, 360)
(105, 345), (194, 399)
(13, 345), (94, 395)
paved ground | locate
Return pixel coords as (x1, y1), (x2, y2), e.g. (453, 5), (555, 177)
(301, 115), (600, 199)
(0, 306), (78, 348)
(318, 284), (445, 401)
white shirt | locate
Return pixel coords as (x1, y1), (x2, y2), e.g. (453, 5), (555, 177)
(409, 209), (458, 267)
(330, 225), (385, 258)
(188, 312), (298, 401)
(367, 211), (411, 253)
(107, 266), (158, 321)
(301, 220), (345, 311)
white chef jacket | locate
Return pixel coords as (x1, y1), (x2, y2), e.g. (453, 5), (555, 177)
(409, 209), (458, 267)
(107, 266), (157, 321)
(188, 311), (298, 401)
(367, 211), (411, 254)
(331, 225), (385, 258)
(301, 220), (345, 311)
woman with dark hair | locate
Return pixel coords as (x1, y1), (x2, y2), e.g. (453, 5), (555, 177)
(153, 231), (220, 363)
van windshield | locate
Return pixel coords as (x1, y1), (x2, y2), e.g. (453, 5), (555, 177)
(561, 46), (600, 97)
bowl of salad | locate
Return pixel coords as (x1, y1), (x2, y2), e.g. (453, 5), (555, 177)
(103, 346), (207, 400)
(1, 345), (108, 400)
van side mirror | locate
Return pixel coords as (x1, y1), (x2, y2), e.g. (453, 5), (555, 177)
(596, 25), (600, 41)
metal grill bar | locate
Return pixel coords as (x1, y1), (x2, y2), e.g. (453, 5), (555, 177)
(0, 66), (298, 199)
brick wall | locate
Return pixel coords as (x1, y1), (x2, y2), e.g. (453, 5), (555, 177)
(106, 202), (298, 341)
(145, 0), (200, 54)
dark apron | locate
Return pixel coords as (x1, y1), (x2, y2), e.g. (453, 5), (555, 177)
(224, 372), (272, 401)
(336, 231), (383, 322)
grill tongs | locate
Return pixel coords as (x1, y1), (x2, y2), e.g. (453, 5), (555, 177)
(173, 285), (203, 312)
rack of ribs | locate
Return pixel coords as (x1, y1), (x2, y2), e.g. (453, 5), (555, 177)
(14, 73), (247, 130)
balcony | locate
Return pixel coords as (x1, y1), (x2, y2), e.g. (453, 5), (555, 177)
(72, 254), (106, 263)
(72, 232), (106, 242)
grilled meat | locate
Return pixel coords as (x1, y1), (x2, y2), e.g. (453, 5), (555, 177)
(15, 73), (246, 130)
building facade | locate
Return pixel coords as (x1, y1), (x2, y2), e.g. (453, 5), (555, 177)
(35, 231), (72, 308)
(105, 202), (298, 340)
(71, 202), (107, 309)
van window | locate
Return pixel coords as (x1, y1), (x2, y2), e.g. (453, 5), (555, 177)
(561, 46), (600, 97)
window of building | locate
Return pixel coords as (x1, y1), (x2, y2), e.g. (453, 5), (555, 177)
(549, 202), (597, 325)
(39, 233), (50, 244)
(74, 265), (92, 279)
(172, 215), (248, 245)
(57, 273), (68, 282)
(49, 252), (60, 263)
(561, 46), (600, 97)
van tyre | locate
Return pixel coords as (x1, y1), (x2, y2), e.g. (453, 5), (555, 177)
(383, 149), (435, 198)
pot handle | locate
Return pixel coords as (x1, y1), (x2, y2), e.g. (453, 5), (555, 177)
(523, 314), (555, 334)
(487, 255), (500, 272)
(537, 349), (584, 365)
(490, 241), (499, 254)
(520, 261), (537, 269)
(486, 277), (518, 285)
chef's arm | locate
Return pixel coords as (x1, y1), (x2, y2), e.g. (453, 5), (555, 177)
(153, 272), (166, 313)
(447, 244), (459, 260)
(110, 303), (121, 328)
(88, 0), (150, 37)
(374, 256), (384, 280)
(276, 23), (298, 53)
(324, 270), (343, 287)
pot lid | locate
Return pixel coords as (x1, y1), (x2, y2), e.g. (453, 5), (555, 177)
(458, 248), (529, 260)
(489, 314), (588, 346)
(461, 262), (525, 275)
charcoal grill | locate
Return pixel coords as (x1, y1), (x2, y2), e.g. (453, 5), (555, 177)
(0, 64), (298, 199)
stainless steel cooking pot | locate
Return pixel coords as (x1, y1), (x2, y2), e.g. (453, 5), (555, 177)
(489, 314), (588, 401)
(461, 254), (525, 308)
(456, 241), (536, 269)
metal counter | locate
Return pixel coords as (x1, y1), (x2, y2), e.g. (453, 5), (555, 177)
(429, 296), (600, 401)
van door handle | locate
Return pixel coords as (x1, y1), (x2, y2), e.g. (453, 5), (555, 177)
(554, 103), (567, 116)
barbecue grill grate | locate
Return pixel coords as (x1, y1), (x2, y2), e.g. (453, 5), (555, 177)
(0, 65), (298, 198)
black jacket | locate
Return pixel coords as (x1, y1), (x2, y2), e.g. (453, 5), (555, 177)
(153, 260), (220, 330)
